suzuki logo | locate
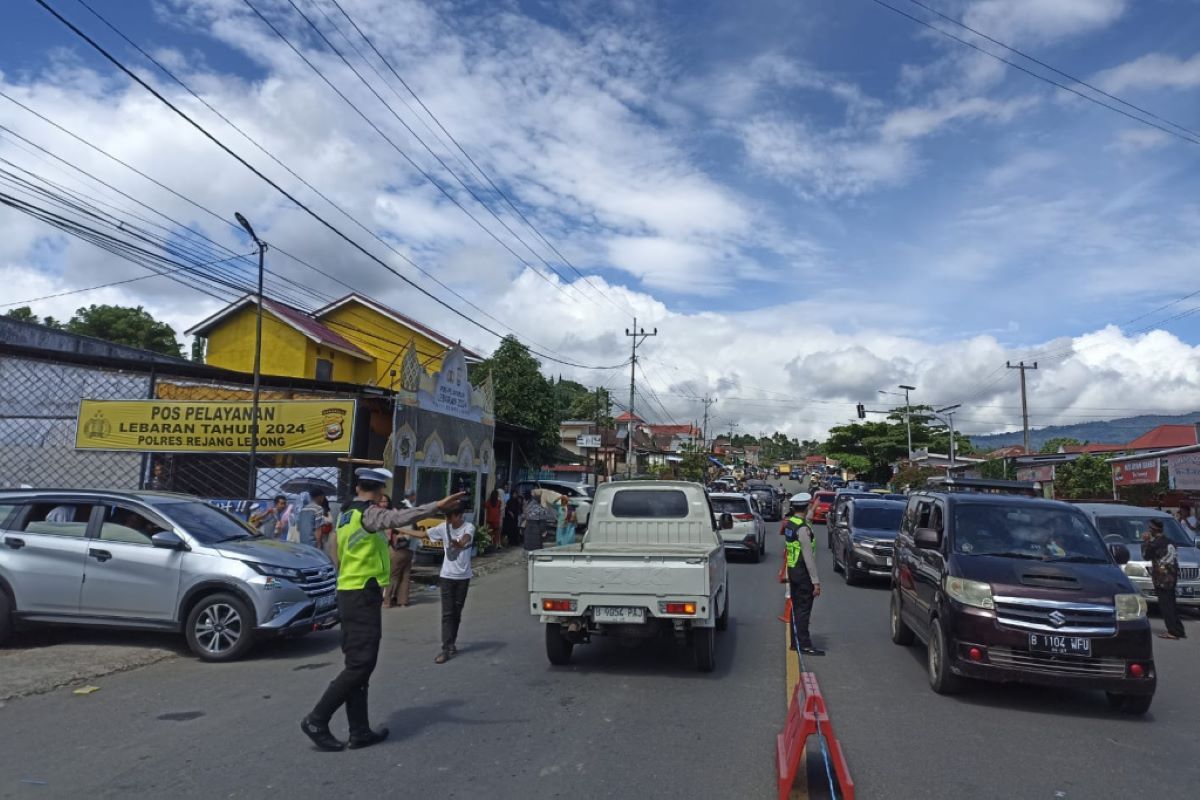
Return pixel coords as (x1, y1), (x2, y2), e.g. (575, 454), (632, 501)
(1048, 610), (1067, 628)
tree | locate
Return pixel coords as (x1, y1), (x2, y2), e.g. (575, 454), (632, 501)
(65, 304), (182, 357)
(4, 306), (62, 328)
(470, 336), (558, 464)
(1054, 454), (1112, 499)
(979, 459), (1008, 480)
(1040, 437), (1082, 454)
(190, 336), (206, 363)
(566, 386), (614, 427)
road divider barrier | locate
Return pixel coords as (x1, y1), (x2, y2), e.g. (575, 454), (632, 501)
(776, 671), (855, 800)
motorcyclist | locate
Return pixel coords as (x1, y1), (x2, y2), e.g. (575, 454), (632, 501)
(782, 493), (824, 656)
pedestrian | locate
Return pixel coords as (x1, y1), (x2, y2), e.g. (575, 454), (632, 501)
(251, 495), (287, 538)
(400, 490), (417, 510)
(300, 468), (464, 752)
(1175, 503), (1198, 536)
(315, 493), (333, 553)
(377, 494), (419, 608)
(297, 490), (330, 550)
(484, 488), (504, 549)
(554, 495), (577, 546)
(503, 491), (523, 547)
(522, 491), (550, 553)
(782, 494), (824, 656)
(1142, 519), (1186, 640)
(428, 506), (475, 664)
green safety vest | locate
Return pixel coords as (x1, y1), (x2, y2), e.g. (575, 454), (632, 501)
(784, 515), (817, 569)
(335, 501), (389, 591)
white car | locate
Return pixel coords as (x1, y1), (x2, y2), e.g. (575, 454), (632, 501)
(1076, 503), (1200, 606)
(709, 492), (766, 561)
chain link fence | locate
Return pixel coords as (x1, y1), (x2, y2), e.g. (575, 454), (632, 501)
(0, 352), (357, 503)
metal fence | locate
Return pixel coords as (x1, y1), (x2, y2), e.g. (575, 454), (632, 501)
(0, 352), (353, 501)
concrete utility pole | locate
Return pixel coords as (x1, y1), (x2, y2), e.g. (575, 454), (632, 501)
(1006, 361), (1038, 454)
(936, 404), (962, 469)
(700, 395), (716, 451)
(624, 318), (657, 476)
(235, 212), (267, 501)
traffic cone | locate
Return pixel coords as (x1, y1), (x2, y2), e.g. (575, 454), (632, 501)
(778, 586), (792, 623)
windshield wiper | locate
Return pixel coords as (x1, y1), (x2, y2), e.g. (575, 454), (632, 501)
(976, 551), (1043, 560)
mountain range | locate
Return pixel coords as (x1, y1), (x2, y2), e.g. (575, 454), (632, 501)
(967, 412), (1200, 452)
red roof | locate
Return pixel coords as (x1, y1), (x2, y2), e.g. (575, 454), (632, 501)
(264, 299), (369, 358)
(985, 446), (1027, 459)
(614, 411), (645, 423)
(1127, 424), (1198, 451)
(805, 455), (826, 465)
(1061, 443), (1126, 454)
(650, 424), (700, 437)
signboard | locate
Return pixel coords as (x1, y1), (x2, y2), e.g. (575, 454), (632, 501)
(1016, 465), (1055, 482)
(1167, 453), (1200, 492)
(75, 399), (355, 454)
(577, 434), (601, 449)
(1112, 458), (1160, 487)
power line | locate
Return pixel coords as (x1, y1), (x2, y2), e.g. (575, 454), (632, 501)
(324, 0), (634, 319)
(34, 0), (628, 372)
(901, 0), (1200, 141)
(865, 0), (1200, 146)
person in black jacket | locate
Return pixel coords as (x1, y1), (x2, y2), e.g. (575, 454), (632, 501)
(1142, 519), (1186, 640)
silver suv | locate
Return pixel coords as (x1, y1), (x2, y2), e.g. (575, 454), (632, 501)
(0, 490), (338, 661)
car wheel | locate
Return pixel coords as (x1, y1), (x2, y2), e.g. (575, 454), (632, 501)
(0, 589), (13, 647)
(927, 621), (961, 695)
(716, 588), (729, 631)
(693, 627), (716, 672)
(185, 593), (256, 662)
(760, 534), (767, 556)
(545, 623), (574, 666)
(749, 540), (762, 563)
(843, 546), (861, 586)
(1113, 693), (1153, 716)
(890, 589), (915, 646)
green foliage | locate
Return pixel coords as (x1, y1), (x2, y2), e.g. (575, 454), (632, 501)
(677, 443), (708, 482)
(4, 306), (61, 328)
(979, 459), (1009, 480)
(1054, 454), (1113, 499)
(471, 336), (559, 464)
(190, 336), (206, 363)
(1040, 437), (1082, 454)
(565, 385), (614, 426)
(65, 304), (183, 356)
(890, 465), (944, 492)
(825, 452), (870, 476)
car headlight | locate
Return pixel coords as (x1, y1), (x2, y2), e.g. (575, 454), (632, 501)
(1115, 593), (1147, 622)
(944, 576), (994, 610)
(1123, 562), (1149, 578)
(248, 562), (303, 579)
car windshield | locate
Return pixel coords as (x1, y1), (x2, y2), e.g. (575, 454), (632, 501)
(711, 497), (751, 515)
(954, 504), (1109, 561)
(816, 493), (836, 503)
(1095, 515), (1192, 547)
(157, 501), (257, 544)
(853, 507), (904, 531)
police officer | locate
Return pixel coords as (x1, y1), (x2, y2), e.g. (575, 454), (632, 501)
(783, 493), (824, 656)
(301, 468), (464, 751)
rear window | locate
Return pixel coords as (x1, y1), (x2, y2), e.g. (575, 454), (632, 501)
(816, 493), (836, 502)
(853, 507), (904, 531)
(711, 497), (751, 515)
(610, 490), (690, 518)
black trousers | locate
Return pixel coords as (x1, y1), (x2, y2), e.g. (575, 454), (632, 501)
(310, 579), (382, 735)
(788, 567), (815, 649)
(440, 578), (470, 650)
(1156, 586), (1186, 638)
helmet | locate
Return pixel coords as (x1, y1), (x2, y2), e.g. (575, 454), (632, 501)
(788, 492), (812, 511)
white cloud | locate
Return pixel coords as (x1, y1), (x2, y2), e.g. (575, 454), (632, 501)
(1107, 128), (1172, 154)
(963, 0), (1127, 43)
(1094, 51), (1200, 93)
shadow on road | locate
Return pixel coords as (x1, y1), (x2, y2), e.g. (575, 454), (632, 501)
(553, 617), (742, 679)
(385, 698), (528, 741)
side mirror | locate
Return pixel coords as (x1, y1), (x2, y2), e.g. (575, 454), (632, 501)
(151, 530), (188, 551)
(914, 527), (941, 549)
(719, 513), (734, 530)
(1109, 543), (1131, 565)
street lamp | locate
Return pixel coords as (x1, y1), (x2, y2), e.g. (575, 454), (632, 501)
(934, 404), (962, 469)
(235, 212), (267, 501)
(881, 385), (917, 461)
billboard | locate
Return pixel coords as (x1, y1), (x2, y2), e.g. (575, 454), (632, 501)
(1112, 458), (1161, 487)
(75, 399), (355, 454)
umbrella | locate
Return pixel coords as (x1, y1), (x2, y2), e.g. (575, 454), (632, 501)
(280, 477), (338, 496)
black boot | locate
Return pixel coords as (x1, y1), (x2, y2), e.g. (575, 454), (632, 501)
(348, 727), (390, 749)
(300, 716), (345, 751)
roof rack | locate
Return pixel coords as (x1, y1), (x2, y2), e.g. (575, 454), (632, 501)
(925, 477), (1041, 496)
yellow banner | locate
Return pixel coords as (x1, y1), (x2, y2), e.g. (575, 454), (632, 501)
(75, 399), (356, 454)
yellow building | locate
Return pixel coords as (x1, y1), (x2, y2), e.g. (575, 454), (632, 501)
(187, 294), (481, 387)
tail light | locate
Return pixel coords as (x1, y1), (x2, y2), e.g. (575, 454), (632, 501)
(660, 601), (697, 615)
(734, 513), (755, 521)
(542, 598), (577, 612)
(1129, 663), (1146, 679)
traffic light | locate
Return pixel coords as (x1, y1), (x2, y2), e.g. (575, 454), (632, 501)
(856, 403), (866, 419)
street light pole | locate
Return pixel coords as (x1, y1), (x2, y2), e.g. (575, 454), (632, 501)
(898, 385), (916, 460)
(936, 404), (962, 469)
(235, 212), (267, 501)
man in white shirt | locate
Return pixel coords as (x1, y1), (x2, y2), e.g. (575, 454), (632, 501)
(428, 507), (474, 664)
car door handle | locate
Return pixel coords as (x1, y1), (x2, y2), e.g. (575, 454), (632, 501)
(88, 548), (113, 562)
(3, 537), (25, 549)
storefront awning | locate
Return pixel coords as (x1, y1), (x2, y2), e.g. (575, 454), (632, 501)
(708, 456), (727, 469)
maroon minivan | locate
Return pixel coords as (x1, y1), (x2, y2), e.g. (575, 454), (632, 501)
(890, 491), (1156, 715)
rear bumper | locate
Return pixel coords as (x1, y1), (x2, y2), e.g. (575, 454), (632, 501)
(944, 608), (1156, 695)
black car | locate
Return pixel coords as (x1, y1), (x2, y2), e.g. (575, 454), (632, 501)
(744, 481), (780, 521)
(890, 490), (1156, 714)
(826, 490), (877, 549)
(831, 499), (906, 585)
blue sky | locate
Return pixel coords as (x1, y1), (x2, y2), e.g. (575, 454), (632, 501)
(2, 0), (1200, 438)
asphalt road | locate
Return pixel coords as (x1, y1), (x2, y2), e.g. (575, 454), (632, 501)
(0, 544), (787, 800)
(802, 517), (1200, 800)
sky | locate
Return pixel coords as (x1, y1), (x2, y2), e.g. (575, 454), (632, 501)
(2, 0), (1200, 443)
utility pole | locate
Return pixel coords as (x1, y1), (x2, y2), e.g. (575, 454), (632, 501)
(700, 395), (716, 452)
(235, 212), (267, 501)
(624, 318), (658, 476)
(593, 386), (602, 487)
(1006, 361), (1038, 454)
(936, 404), (962, 470)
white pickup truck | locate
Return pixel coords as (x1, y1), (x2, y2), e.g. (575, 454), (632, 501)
(528, 480), (729, 672)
